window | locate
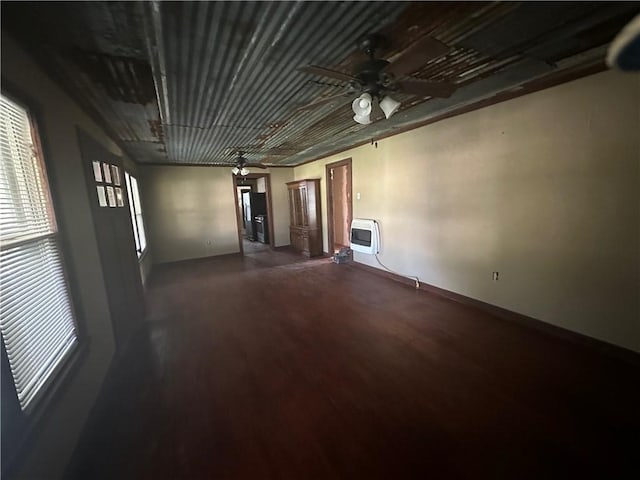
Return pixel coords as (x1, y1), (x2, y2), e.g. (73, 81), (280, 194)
(0, 94), (78, 411)
(125, 172), (146, 257)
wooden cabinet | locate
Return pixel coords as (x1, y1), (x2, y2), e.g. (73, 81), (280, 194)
(287, 179), (322, 257)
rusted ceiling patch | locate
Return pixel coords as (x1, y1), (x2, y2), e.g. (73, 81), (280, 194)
(72, 50), (156, 105)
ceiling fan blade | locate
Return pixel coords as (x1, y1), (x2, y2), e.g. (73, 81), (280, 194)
(384, 36), (451, 77)
(299, 65), (357, 83)
(396, 79), (457, 98)
(294, 92), (352, 112)
(245, 163), (268, 169)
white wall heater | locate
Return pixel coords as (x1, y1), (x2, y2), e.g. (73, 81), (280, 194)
(350, 218), (380, 254)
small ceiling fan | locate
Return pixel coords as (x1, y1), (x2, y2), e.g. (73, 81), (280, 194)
(297, 33), (457, 124)
(229, 151), (267, 176)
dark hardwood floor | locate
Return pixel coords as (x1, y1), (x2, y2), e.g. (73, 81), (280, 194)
(66, 251), (640, 479)
(242, 238), (270, 254)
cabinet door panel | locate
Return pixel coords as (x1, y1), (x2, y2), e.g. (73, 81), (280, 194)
(294, 189), (304, 226)
(300, 186), (308, 226)
(287, 180), (323, 256)
(289, 189), (296, 226)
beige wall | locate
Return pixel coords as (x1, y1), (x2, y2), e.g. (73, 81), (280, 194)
(269, 168), (295, 246)
(141, 166), (239, 263)
(2, 33), (119, 479)
(142, 166), (294, 263)
(294, 70), (640, 353)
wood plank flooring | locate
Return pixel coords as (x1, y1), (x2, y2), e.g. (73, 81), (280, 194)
(66, 251), (640, 479)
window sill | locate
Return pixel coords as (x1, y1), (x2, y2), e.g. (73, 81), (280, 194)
(137, 248), (149, 263)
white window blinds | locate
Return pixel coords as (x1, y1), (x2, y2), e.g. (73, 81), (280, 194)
(0, 94), (78, 411)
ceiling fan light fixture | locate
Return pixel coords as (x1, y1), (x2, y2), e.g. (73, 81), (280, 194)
(352, 93), (373, 125)
(353, 113), (372, 125)
(240, 167), (250, 176)
(352, 93), (372, 116)
(379, 95), (401, 119)
(232, 167), (240, 175)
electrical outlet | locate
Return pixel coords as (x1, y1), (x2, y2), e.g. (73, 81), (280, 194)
(356, 192), (361, 200)
(492, 271), (499, 281)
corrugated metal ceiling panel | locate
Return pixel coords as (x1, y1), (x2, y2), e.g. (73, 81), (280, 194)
(3, 1), (638, 166)
(150, 1), (407, 164)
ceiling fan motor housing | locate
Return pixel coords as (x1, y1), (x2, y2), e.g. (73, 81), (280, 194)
(355, 58), (390, 96)
(234, 152), (251, 168)
(358, 33), (389, 57)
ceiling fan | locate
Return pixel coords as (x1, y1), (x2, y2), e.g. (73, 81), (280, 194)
(229, 151), (267, 176)
(297, 33), (457, 124)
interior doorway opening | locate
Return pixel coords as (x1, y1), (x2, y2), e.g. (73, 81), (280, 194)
(326, 158), (353, 255)
(232, 173), (275, 256)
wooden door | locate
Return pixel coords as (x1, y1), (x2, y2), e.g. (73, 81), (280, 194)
(326, 159), (353, 253)
(77, 129), (144, 350)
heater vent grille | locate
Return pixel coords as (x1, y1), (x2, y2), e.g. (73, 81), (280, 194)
(350, 218), (380, 254)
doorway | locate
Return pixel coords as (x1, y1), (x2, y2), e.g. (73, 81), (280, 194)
(232, 173), (275, 256)
(326, 158), (353, 255)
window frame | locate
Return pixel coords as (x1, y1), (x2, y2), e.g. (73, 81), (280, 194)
(124, 171), (147, 259)
(0, 91), (81, 412)
(0, 85), (88, 476)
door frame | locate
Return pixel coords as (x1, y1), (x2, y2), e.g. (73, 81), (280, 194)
(231, 172), (275, 256)
(236, 184), (253, 238)
(325, 158), (353, 254)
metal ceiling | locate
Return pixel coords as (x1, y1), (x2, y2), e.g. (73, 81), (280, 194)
(3, 1), (638, 166)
